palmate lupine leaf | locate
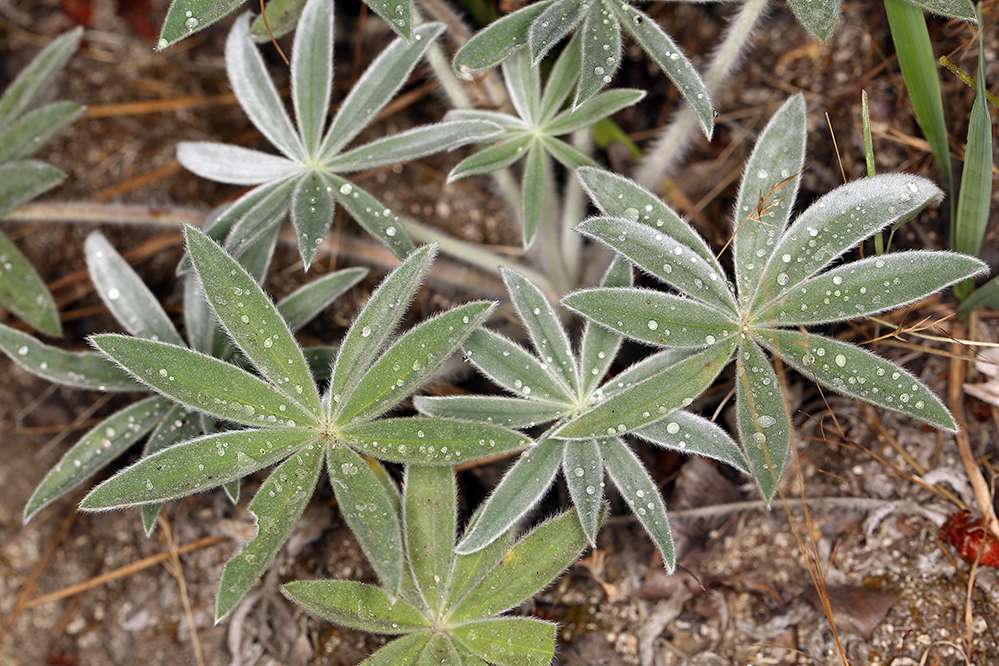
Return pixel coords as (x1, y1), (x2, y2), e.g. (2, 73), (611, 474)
(284, 464), (587, 665)
(447, 45), (643, 248)
(454, 0), (712, 124)
(177, 0), (501, 267)
(419, 261), (746, 570)
(0, 29), (84, 337)
(80, 226), (529, 620)
(564, 93), (987, 504)
(158, 0), (416, 49)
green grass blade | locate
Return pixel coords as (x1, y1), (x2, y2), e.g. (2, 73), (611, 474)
(884, 0), (954, 203)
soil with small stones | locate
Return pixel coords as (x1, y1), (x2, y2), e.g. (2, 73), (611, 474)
(1, 0), (998, 665)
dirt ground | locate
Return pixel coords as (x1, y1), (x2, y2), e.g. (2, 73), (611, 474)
(1, 0), (998, 664)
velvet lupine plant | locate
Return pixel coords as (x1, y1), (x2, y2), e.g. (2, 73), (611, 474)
(416, 259), (750, 570)
(283, 465), (596, 665)
(554, 94), (987, 501)
(1, 229), (364, 530)
(175, 0), (501, 269)
(78, 228), (532, 620)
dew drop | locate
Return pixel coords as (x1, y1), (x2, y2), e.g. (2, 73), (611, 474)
(623, 207), (639, 221)
(386, 226), (397, 237)
(757, 169), (769, 179)
(758, 415), (777, 428)
(107, 288), (120, 301)
(647, 320), (658, 331)
(777, 272), (790, 286)
(339, 183), (353, 195)
(361, 326), (372, 338)
(185, 16), (199, 30)
(835, 354), (846, 367)
(666, 422), (680, 435)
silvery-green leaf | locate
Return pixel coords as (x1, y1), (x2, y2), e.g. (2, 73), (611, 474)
(176, 142), (300, 185)
(327, 175), (415, 260)
(563, 287), (735, 349)
(580, 255), (631, 395)
(330, 245), (433, 410)
(145, 404), (202, 456)
(0, 27), (81, 131)
(336, 301), (493, 424)
(527, 0), (584, 65)
(183, 272), (218, 354)
(463, 328), (576, 404)
(445, 109), (530, 132)
(291, 0), (333, 155)
(0, 230), (62, 336)
(635, 410), (749, 475)
(452, 1), (554, 76)
(326, 120), (503, 173)
(601, 436), (674, 570)
(327, 446), (405, 595)
(364, 0), (413, 41)
(416, 635), (461, 666)
(539, 135), (597, 170)
(186, 226), (322, 414)
(277, 267), (367, 332)
(404, 465), (454, 614)
(0, 324), (137, 391)
(554, 339), (735, 440)
(601, 348), (698, 399)
(448, 506), (591, 621)
(785, 0), (841, 42)
(0, 160), (65, 217)
(576, 168), (727, 287)
(250, 0), (307, 41)
(562, 439), (603, 545)
(734, 340), (791, 502)
(454, 435), (562, 554)
(521, 142), (547, 247)
(90, 334), (318, 428)
(225, 179), (296, 258)
(341, 418), (531, 465)
(502, 268), (578, 394)
(80, 429), (313, 509)
(451, 618), (556, 665)
(448, 520), (513, 607)
(226, 14), (304, 160)
(140, 404), (203, 533)
(905, 0), (975, 19)
(85, 232), (183, 346)
(216, 441), (323, 620)
(414, 395), (570, 429)
(282, 579), (430, 633)
(538, 33), (582, 122)
(24, 396), (172, 522)
(359, 634), (432, 665)
(546, 89), (644, 136)
(611, 0), (712, 137)
(158, 0), (244, 49)
(502, 49), (542, 125)
(0, 101), (81, 163)
(575, 217), (737, 313)
(448, 135), (532, 181)
(291, 170), (335, 269)
(732, 94), (806, 307)
(753, 174), (941, 310)
(764, 329), (956, 432)
(575, 2), (621, 107)
(320, 23), (444, 159)
(766, 251), (987, 327)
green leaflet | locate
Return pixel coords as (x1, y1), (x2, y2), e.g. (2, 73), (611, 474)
(80, 429), (314, 508)
(341, 418), (531, 466)
(216, 441), (324, 620)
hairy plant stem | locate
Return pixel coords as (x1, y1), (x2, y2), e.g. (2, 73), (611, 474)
(636, 0), (770, 189)
(402, 216), (554, 293)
